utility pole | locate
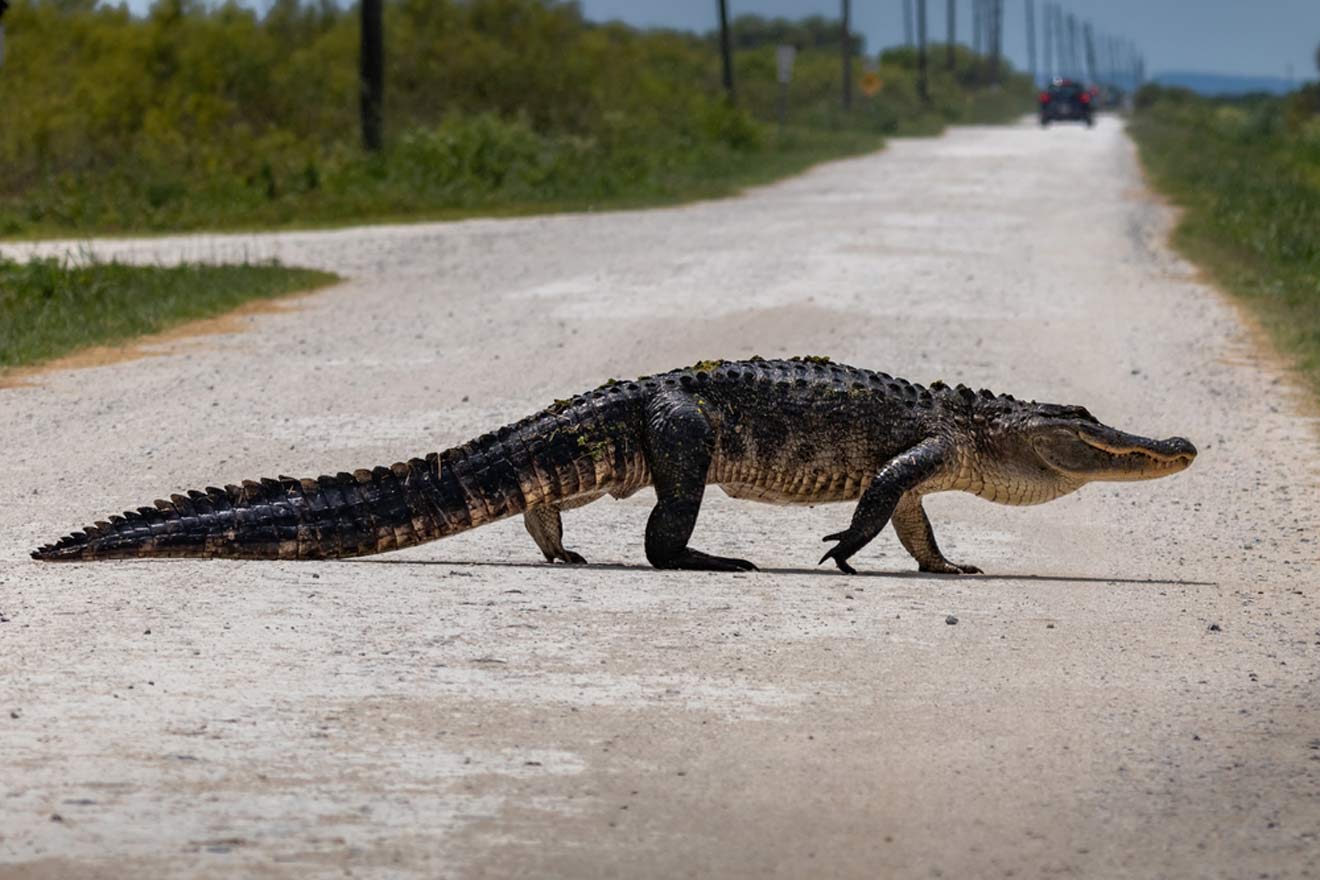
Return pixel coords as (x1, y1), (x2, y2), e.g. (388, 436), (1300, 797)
(717, 0), (735, 103)
(1083, 22), (1097, 85)
(842, 0), (853, 110)
(902, 0), (914, 47)
(359, 0), (384, 152)
(1041, 2), (1052, 82)
(1050, 4), (1061, 79)
(916, 0), (929, 102)
(988, 0), (1001, 84)
(946, 0), (956, 70)
(1061, 12), (1071, 80)
(972, 0), (981, 56)
(1025, 0), (1037, 86)
(1059, 6), (1069, 79)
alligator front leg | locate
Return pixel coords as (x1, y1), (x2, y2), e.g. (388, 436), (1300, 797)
(523, 504), (587, 564)
(820, 438), (950, 574)
(643, 390), (757, 572)
(892, 493), (982, 574)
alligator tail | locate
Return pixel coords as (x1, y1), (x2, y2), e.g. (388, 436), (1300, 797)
(31, 453), (478, 561)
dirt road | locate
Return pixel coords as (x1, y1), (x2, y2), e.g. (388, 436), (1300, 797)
(3, 117), (1318, 879)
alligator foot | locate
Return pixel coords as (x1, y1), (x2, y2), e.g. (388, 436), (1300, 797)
(893, 494), (981, 575)
(525, 506), (587, 566)
(819, 529), (869, 574)
(918, 561), (983, 574)
(653, 548), (758, 572)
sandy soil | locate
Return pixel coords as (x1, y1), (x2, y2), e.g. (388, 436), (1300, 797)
(2, 117), (1318, 879)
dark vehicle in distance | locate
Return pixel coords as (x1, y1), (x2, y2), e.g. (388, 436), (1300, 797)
(1039, 79), (1094, 127)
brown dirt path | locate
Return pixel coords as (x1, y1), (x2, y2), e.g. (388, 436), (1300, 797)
(2, 117), (1318, 879)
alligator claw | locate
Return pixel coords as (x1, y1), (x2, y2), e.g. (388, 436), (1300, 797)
(819, 532), (864, 574)
(654, 548), (758, 572)
(918, 561), (983, 575)
(543, 550), (588, 565)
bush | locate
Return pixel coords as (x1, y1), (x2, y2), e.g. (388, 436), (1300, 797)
(0, 0), (1031, 236)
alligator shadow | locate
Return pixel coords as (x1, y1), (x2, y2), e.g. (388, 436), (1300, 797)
(348, 558), (1216, 587)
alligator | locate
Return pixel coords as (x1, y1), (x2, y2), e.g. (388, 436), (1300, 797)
(31, 357), (1196, 574)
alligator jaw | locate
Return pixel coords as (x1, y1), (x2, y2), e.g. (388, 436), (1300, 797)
(1075, 424), (1197, 480)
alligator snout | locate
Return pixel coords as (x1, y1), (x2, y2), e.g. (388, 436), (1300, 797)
(1161, 437), (1197, 462)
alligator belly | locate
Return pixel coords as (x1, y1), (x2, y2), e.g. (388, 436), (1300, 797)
(718, 478), (865, 505)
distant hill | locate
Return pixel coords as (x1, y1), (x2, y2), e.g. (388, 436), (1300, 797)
(1152, 71), (1296, 96)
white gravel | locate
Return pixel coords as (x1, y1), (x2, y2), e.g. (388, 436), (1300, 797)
(2, 116), (1318, 878)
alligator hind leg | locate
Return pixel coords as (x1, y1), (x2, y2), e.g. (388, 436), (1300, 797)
(643, 390), (757, 572)
(524, 505), (587, 564)
(892, 493), (981, 574)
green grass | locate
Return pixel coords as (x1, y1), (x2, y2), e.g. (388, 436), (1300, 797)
(1, 124), (887, 240)
(0, 257), (337, 369)
(1129, 86), (1320, 395)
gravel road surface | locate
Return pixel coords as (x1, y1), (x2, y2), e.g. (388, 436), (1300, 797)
(2, 117), (1318, 878)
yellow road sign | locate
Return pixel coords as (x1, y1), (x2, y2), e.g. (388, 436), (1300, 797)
(860, 72), (883, 97)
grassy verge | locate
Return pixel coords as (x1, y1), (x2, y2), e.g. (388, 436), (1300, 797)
(1128, 85), (1320, 394)
(0, 257), (337, 369)
(1, 125), (887, 240)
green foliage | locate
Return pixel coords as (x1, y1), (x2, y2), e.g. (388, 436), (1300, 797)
(0, 0), (1031, 237)
(0, 256), (336, 368)
(1130, 87), (1320, 391)
(716, 13), (864, 54)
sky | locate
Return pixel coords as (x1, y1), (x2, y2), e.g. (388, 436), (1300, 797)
(114, 0), (1320, 81)
(580, 0), (1319, 80)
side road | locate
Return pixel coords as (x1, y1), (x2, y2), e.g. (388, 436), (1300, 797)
(1, 117), (1317, 879)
